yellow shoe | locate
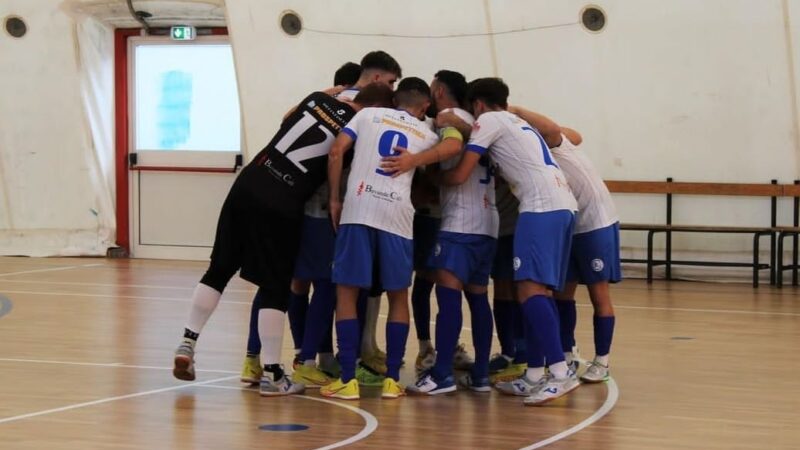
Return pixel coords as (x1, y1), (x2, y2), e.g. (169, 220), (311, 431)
(293, 364), (335, 388)
(361, 352), (388, 375)
(381, 378), (406, 399)
(489, 363), (526, 384)
(320, 378), (360, 400)
(240, 355), (262, 384)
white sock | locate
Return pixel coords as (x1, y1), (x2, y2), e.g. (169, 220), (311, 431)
(258, 308), (286, 367)
(361, 296), (381, 355)
(595, 354), (610, 366)
(526, 367), (545, 381)
(549, 361), (569, 379)
(419, 339), (433, 353)
(185, 283), (222, 335)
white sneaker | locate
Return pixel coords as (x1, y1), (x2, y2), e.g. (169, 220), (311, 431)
(173, 342), (196, 381)
(494, 374), (545, 396)
(523, 371), (580, 406)
(260, 372), (305, 397)
(407, 372), (456, 395)
(452, 343), (474, 371)
(580, 360), (609, 383)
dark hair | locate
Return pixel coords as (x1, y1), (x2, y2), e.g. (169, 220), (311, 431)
(360, 50), (402, 78)
(465, 77), (509, 109)
(353, 82), (395, 108)
(334, 62), (361, 86)
(434, 70), (468, 106)
(394, 77), (430, 107)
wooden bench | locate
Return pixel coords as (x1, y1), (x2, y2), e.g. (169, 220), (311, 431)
(605, 179), (783, 287)
(776, 181), (800, 287)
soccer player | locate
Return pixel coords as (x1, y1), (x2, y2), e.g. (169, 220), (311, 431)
(438, 78), (580, 406)
(321, 78), (463, 400)
(394, 70), (498, 395)
(172, 82), (394, 397)
(240, 53), (402, 388)
(510, 107), (620, 383)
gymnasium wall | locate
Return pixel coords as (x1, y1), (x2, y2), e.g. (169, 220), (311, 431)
(0, 0), (798, 278)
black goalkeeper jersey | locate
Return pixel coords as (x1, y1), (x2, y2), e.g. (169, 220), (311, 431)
(236, 92), (355, 218)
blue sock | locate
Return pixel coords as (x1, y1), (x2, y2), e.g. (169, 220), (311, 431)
(555, 299), (577, 352)
(521, 295), (565, 366)
(512, 301), (527, 364)
(523, 313), (545, 369)
(411, 276), (434, 341)
(246, 293), (261, 356)
(335, 319), (360, 382)
(492, 300), (516, 357)
(299, 280), (335, 361)
(385, 321), (410, 381)
(594, 315), (615, 356)
(287, 291), (309, 351)
(432, 285), (462, 380)
(465, 291), (493, 381)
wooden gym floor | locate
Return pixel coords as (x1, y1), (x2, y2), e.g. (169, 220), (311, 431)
(0, 256), (797, 449)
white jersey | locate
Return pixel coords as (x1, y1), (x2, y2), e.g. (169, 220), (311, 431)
(550, 135), (618, 234)
(340, 107), (440, 239)
(438, 108), (498, 237)
(466, 111), (577, 214)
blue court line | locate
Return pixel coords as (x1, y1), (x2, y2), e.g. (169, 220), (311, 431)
(0, 295), (12, 319)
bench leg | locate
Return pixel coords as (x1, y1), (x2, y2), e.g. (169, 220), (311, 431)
(777, 233), (784, 288)
(793, 233), (799, 286)
(666, 231), (672, 280)
(770, 232), (777, 286)
(753, 233), (760, 288)
(647, 231), (655, 284)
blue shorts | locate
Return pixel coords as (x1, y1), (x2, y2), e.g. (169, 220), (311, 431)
(332, 224), (413, 291)
(413, 214), (441, 271)
(430, 231), (497, 286)
(567, 222), (622, 285)
(513, 210), (575, 291)
(491, 234), (515, 280)
(293, 217), (335, 281)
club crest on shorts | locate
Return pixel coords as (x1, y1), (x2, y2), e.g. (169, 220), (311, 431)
(434, 243), (442, 257)
(591, 258), (605, 272)
(513, 257), (521, 271)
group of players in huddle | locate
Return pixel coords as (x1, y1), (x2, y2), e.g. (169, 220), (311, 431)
(171, 50), (619, 407)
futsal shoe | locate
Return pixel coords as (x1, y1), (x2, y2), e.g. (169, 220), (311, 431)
(240, 355), (262, 384)
(381, 378), (406, 399)
(173, 342), (196, 381)
(523, 371), (580, 406)
(488, 353), (513, 374)
(407, 372), (456, 395)
(415, 346), (436, 372)
(293, 364), (336, 388)
(457, 373), (492, 393)
(495, 373), (545, 396)
(259, 372), (305, 397)
(580, 359), (610, 383)
(453, 343), (474, 371)
(489, 363), (526, 384)
(320, 378), (360, 400)
(355, 363), (385, 387)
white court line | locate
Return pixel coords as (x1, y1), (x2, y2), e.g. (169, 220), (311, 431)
(0, 263), (104, 278)
(519, 377), (619, 450)
(0, 289), (251, 306)
(0, 375), (239, 425)
(199, 384), (378, 450)
(576, 303), (800, 317)
(0, 357), (238, 374)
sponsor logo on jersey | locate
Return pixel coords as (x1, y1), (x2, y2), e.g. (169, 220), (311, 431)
(307, 100), (316, 108)
(337, 109), (346, 116)
(363, 184), (401, 202)
(591, 258), (605, 272)
(513, 257), (521, 271)
(263, 158), (295, 186)
(356, 181), (365, 196)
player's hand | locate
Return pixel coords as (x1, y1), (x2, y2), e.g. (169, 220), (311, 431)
(380, 146), (415, 177)
(329, 200), (343, 232)
(435, 111), (469, 130)
(322, 85), (346, 96)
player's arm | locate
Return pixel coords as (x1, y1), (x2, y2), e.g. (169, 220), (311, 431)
(438, 150), (481, 186)
(435, 111), (473, 139)
(561, 126), (583, 146)
(380, 128), (463, 176)
(327, 131), (355, 231)
(507, 105), (563, 148)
